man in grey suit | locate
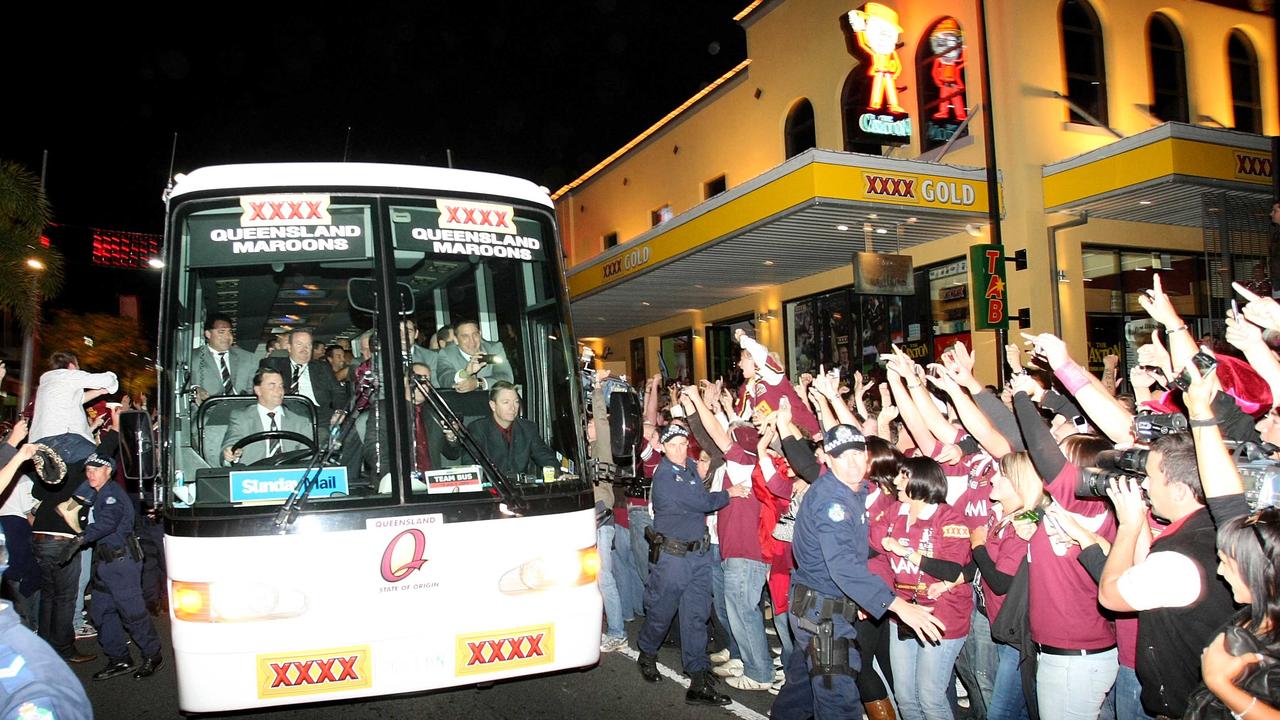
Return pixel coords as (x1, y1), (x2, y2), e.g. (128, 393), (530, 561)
(221, 368), (311, 466)
(189, 314), (257, 402)
(433, 320), (515, 394)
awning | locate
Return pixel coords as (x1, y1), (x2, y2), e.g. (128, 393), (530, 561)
(1042, 122), (1273, 225)
(568, 149), (994, 338)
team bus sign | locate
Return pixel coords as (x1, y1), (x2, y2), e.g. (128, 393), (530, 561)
(185, 193), (372, 267)
(390, 199), (546, 261)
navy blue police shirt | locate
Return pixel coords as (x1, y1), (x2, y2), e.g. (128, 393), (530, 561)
(0, 601), (91, 719)
(650, 455), (728, 543)
(791, 470), (895, 618)
(82, 480), (135, 551)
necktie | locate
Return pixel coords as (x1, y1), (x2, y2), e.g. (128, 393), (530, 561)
(290, 364), (301, 394)
(414, 406), (431, 472)
(267, 411), (281, 456)
(218, 352), (234, 394)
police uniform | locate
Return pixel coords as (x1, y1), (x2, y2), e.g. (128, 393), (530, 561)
(771, 425), (898, 720)
(635, 425), (729, 703)
(74, 452), (163, 680)
(0, 601), (91, 719)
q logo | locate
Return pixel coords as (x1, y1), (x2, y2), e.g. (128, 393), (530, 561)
(380, 528), (428, 583)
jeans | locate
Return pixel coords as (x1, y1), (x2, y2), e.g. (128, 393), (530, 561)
(709, 545), (739, 658)
(989, 642), (1032, 720)
(628, 507), (652, 585)
(597, 525), (625, 639)
(33, 537), (82, 657)
(890, 630), (966, 720)
(1112, 665), (1152, 720)
(1036, 649), (1118, 720)
(612, 525), (643, 619)
(32, 433), (96, 465)
(958, 607), (998, 715)
(722, 557), (772, 683)
(73, 550), (91, 631)
(773, 609), (793, 668)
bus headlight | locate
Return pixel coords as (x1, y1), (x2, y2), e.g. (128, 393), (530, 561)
(498, 546), (599, 594)
(171, 580), (308, 622)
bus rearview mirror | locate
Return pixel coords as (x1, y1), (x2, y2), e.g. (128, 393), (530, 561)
(348, 278), (415, 316)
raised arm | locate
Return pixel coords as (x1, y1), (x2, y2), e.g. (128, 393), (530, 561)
(1023, 332), (1134, 445)
(1225, 312), (1280, 409)
(1010, 379), (1068, 482)
(928, 358), (1013, 458)
(1139, 274), (1199, 375)
(885, 354), (940, 455)
(682, 386), (732, 453)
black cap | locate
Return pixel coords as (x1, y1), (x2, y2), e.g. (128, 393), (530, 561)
(84, 452), (116, 472)
(660, 424), (690, 444)
(822, 424), (866, 457)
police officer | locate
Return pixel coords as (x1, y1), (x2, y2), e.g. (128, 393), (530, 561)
(771, 424), (946, 719)
(58, 448), (164, 681)
(636, 423), (750, 705)
(0, 600), (92, 718)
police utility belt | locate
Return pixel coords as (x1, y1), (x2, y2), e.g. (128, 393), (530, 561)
(644, 527), (708, 558)
(94, 535), (143, 564)
(790, 583), (859, 686)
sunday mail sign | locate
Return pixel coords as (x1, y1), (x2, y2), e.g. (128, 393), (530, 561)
(229, 467), (350, 504)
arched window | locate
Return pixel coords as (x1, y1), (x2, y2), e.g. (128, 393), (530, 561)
(917, 17), (969, 152)
(1147, 14), (1188, 123)
(784, 99), (816, 159)
(1228, 30), (1262, 133)
(841, 71), (884, 155)
(1061, 0), (1108, 125)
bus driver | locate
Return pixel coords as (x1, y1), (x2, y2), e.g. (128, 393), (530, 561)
(441, 381), (557, 479)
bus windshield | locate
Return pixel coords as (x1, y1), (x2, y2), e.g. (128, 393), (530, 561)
(163, 192), (585, 516)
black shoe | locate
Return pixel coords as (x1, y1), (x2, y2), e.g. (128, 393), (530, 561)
(685, 671), (732, 706)
(133, 655), (163, 679)
(92, 659), (134, 681)
(637, 652), (661, 683)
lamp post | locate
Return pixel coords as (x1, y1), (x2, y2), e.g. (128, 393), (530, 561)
(975, 0), (1008, 384)
(17, 257), (44, 411)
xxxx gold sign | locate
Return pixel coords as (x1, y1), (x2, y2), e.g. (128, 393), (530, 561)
(256, 645), (373, 699)
(455, 623), (554, 676)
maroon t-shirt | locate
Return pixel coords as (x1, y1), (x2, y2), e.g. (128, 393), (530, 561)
(1028, 462), (1118, 649)
(980, 514), (1030, 624)
(717, 444), (766, 562)
(874, 501), (974, 640)
(866, 487), (899, 586)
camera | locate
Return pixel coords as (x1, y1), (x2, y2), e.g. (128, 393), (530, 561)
(475, 353), (501, 365)
(1226, 441), (1280, 511)
(1133, 412), (1188, 443)
(1078, 448), (1150, 498)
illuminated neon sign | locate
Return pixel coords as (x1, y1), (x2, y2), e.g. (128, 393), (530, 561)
(847, 3), (912, 141)
(921, 17), (969, 150)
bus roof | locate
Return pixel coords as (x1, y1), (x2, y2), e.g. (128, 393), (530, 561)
(169, 163), (553, 208)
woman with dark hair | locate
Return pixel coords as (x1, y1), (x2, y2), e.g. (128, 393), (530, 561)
(873, 455), (973, 720)
(858, 435), (903, 719)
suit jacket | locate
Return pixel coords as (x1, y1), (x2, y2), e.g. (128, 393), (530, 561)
(434, 340), (515, 389)
(221, 404), (311, 466)
(190, 345), (257, 396)
(443, 416), (558, 479)
(260, 357), (349, 425)
(410, 345), (439, 380)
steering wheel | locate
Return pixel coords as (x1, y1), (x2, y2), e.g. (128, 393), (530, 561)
(229, 430), (316, 467)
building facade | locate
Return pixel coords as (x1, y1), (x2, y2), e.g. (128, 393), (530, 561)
(555, 0), (1276, 385)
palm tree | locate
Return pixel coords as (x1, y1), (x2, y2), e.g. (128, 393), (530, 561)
(0, 160), (64, 329)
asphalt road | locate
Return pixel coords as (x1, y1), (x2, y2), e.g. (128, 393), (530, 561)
(72, 615), (779, 719)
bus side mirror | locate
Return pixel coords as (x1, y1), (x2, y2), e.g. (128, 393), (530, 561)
(348, 278), (415, 316)
(119, 410), (158, 481)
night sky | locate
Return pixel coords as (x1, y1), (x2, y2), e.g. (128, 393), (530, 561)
(4, 2), (748, 234)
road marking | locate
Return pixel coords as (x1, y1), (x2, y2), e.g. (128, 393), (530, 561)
(615, 646), (770, 720)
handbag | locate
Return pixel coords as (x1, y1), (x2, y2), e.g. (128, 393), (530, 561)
(1185, 625), (1280, 720)
(989, 555), (1031, 648)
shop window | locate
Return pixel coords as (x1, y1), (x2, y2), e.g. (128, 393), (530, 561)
(629, 337), (647, 382)
(650, 204), (673, 227)
(917, 17), (969, 152)
(603, 231), (618, 250)
(786, 290), (856, 379)
(703, 174), (727, 200)
(1147, 14), (1188, 123)
(784, 99), (817, 159)
(1060, 0), (1108, 126)
(659, 330), (693, 385)
(704, 315), (754, 385)
(1228, 30), (1262, 133)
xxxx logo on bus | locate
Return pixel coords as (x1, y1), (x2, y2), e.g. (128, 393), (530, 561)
(436, 199), (517, 235)
(455, 624), (554, 676)
(256, 645), (372, 699)
(239, 194), (333, 227)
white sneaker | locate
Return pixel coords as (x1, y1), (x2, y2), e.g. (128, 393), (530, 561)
(768, 678), (786, 695)
(74, 625), (97, 640)
(764, 625), (778, 636)
(600, 635), (628, 653)
(711, 658), (744, 677)
(726, 675), (772, 691)
(774, 668), (786, 682)
(709, 648), (731, 664)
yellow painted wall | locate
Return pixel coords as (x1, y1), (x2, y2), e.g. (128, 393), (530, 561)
(557, 0), (1275, 382)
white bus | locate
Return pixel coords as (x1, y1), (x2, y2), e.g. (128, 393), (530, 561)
(141, 163), (599, 712)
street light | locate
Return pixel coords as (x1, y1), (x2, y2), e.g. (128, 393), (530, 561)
(147, 258), (165, 269)
(25, 258), (44, 271)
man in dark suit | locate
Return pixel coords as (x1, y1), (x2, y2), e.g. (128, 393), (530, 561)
(442, 381), (558, 479)
(189, 313), (256, 401)
(259, 329), (348, 432)
(433, 320), (515, 394)
(221, 368), (311, 466)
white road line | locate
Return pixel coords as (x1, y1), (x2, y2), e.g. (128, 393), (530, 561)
(615, 646), (770, 720)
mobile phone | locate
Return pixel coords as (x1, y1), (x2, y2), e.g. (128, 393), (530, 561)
(1172, 348), (1218, 391)
(1232, 299), (1241, 318)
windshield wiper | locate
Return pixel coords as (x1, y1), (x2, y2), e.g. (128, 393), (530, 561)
(411, 374), (528, 514)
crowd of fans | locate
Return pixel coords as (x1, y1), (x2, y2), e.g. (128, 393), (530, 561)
(594, 271), (1280, 720)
